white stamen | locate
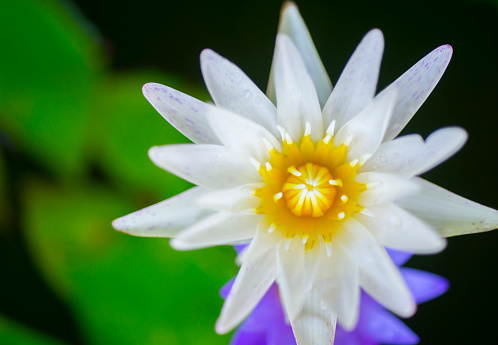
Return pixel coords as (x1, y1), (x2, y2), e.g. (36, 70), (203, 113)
(273, 192), (283, 202)
(326, 120), (336, 135)
(340, 195), (348, 204)
(322, 134), (332, 144)
(288, 166), (302, 177)
(284, 237), (292, 250)
(304, 122), (311, 136)
(329, 179), (343, 187)
(302, 234), (309, 244)
(265, 162), (272, 171)
(343, 134), (353, 146)
(268, 223), (277, 233)
(284, 133), (293, 144)
(359, 153), (373, 166)
(338, 212), (345, 220)
(262, 138), (274, 152)
(349, 159), (359, 167)
(249, 157), (261, 171)
(325, 241), (332, 257)
(360, 208), (375, 217)
(366, 181), (381, 189)
(276, 125), (286, 141)
(293, 184), (306, 190)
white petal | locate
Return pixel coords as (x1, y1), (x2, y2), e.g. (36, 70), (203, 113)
(290, 288), (337, 345)
(149, 144), (261, 189)
(274, 34), (323, 143)
(397, 178), (498, 237)
(381, 45), (453, 141)
(314, 241), (359, 330)
(215, 246), (277, 334)
(267, 2), (332, 107)
(355, 202), (446, 254)
(277, 238), (319, 321)
(361, 127), (467, 177)
(171, 211), (260, 250)
(356, 172), (419, 206)
(237, 221), (282, 266)
(206, 107), (282, 163)
(142, 83), (220, 144)
(196, 183), (262, 212)
(334, 88), (397, 162)
(335, 218), (416, 317)
(112, 186), (210, 237)
(200, 49), (279, 138)
(323, 29), (384, 132)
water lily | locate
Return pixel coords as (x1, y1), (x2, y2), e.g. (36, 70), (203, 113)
(113, 2), (498, 344)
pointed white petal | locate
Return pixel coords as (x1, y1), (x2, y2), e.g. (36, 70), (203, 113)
(323, 29), (384, 132)
(196, 183), (261, 212)
(206, 107), (282, 163)
(274, 34), (323, 142)
(381, 45), (453, 141)
(334, 88), (397, 162)
(112, 186), (210, 237)
(335, 218), (416, 317)
(200, 49), (279, 138)
(361, 127), (467, 177)
(290, 288), (337, 345)
(236, 221), (282, 266)
(277, 237), (320, 321)
(171, 211), (260, 250)
(149, 144), (261, 189)
(267, 2), (332, 107)
(314, 242), (359, 330)
(356, 172), (419, 206)
(355, 202), (446, 254)
(142, 83), (220, 144)
(215, 246), (277, 334)
(397, 178), (498, 237)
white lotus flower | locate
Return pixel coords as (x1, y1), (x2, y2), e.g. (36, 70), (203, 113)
(113, 3), (498, 344)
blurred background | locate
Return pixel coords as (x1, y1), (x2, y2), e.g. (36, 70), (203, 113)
(0, 0), (497, 344)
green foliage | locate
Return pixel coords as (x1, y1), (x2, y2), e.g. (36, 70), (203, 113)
(0, 0), (103, 178)
(23, 182), (237, 345)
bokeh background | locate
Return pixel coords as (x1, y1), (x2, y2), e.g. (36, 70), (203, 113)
(0, 0), (497, 344)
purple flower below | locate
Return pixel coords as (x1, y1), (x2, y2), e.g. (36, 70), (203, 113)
(221, 248), (449, 345)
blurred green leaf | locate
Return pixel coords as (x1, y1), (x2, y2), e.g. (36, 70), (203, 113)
(0, 149), (8, 226)
(89, 70), (210, 198)
(23, 181), (237, 345)
(0, 0), (104, 178)
(0, 314), (68, 345)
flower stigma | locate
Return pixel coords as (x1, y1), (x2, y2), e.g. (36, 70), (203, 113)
(254, 124), (366, 252)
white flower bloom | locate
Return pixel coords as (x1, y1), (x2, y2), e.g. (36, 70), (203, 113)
(113, 2), (498, 344)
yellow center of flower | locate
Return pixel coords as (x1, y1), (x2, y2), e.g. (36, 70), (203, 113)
(254, 126), (366, 251)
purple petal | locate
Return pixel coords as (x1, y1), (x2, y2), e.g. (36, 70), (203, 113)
(386, 248), (412, 266)
(401, 267), (450, 303)
(220, 277), (235, 299)
(230, 329), (266, 345)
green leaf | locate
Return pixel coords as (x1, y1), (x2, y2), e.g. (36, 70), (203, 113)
(0, 314), (68, 345)
(0, 0), (104, 177)
(23, 181), (236, 345)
